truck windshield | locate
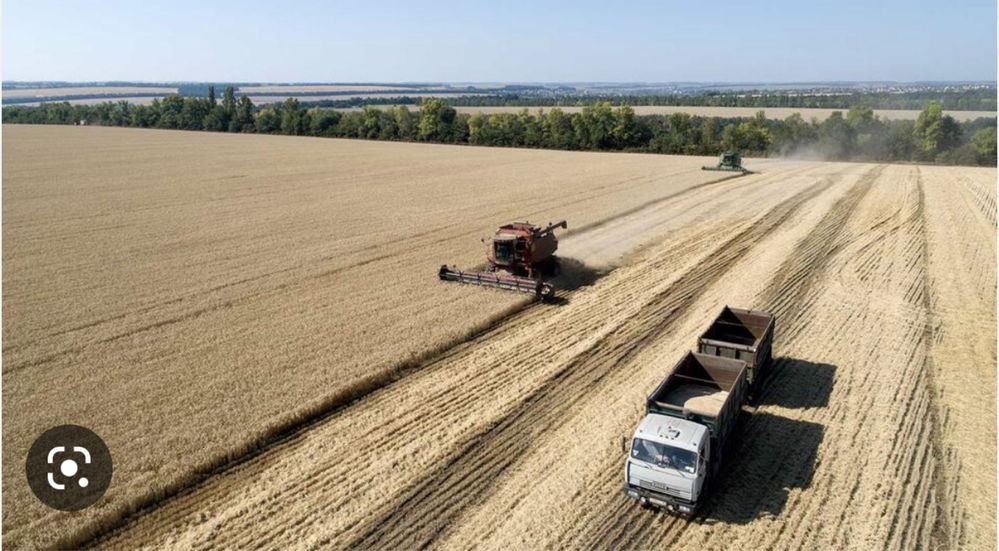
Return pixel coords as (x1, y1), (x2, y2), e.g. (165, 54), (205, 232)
(632, 438), (697, 474)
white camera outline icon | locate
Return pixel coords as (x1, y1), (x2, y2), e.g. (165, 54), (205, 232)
(45, 446), (91, 490)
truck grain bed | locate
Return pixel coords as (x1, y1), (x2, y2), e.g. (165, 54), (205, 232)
(698, 306), (775, 389)
(699, 306), (772, 349)
(662, 384), (729, 418)
(647, 351), (747, 423)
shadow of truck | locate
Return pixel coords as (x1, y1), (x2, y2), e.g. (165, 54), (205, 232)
(755, 356), (837, 409)
(700, 411), (825, 524)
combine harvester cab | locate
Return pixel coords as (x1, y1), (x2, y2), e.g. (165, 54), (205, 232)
(702, 151), (751, 174)
(439, 220), (566, 301)
(697, 306), (775, 400)
(624, 351), (748, 516)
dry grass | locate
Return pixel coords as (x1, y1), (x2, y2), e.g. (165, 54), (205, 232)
(2, 125), (994, 550)
(453, 105), (997, 122)
(2, 86), (177, 98)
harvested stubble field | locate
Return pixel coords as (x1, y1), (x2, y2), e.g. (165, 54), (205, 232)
(14, 96), (165, 107)
(235, 85), (415, 94)
(2, 125), (995, 550)
(2, 86), (178, 98)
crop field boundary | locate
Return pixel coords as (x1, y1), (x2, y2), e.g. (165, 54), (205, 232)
(565, 169), (762, 236)
(62, 299), (539, 549)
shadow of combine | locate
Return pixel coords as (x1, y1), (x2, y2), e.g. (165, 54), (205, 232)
(553, 256), (607, 290)
(756, 356), (837, 409)
(700, 411), (825, 525)
(553, 256), (608, 289)
(542, 257), (609, 305)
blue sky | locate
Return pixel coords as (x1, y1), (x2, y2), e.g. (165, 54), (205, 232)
(2, 0), (996, 82)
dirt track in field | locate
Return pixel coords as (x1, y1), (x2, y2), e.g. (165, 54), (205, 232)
(3, 126), (994, 550)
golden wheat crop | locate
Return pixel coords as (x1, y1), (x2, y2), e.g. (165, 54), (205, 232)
(2, 86), (177, 98)
(2, 125), (994, 550)
(235, 85), (415, 94)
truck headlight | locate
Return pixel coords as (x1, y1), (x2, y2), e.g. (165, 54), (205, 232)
(679, 505), (691, 513)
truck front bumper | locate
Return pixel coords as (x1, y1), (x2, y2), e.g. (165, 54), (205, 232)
(623, 483), (696, 516)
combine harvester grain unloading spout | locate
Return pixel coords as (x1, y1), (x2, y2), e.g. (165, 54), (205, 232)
(439, 220), (567, 301)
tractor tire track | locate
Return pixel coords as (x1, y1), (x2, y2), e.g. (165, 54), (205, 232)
(341, 180), (831, 550)
(558, 166), (881, 550)
(84, 161), (992, 551)
(73, 167), (796, 550)
(677, 166), (937, 550)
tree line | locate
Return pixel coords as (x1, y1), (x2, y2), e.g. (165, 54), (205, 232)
(441, 88), (998, 111)
(3, 87), (995, 166)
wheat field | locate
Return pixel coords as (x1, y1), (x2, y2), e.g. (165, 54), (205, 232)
(2, 86), (178, 98)
(235, 85), (414, 94)
(2, 125), (994, 550)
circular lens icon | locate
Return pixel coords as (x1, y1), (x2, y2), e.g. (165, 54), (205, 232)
(25, 425), (112, 511)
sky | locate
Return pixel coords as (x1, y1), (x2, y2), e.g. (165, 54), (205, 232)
(2, 0), (996, 83)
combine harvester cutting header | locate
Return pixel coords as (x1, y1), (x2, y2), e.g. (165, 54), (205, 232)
(439, 220), (567, 300)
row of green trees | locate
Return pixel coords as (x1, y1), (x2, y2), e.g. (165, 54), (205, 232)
(440, 88), (998, 111)
(3, 88), (995, 166)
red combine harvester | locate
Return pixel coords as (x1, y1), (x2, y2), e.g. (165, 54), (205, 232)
(439, 220), (567, 300)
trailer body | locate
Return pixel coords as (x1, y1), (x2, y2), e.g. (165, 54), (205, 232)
(697, 306), (775, 391)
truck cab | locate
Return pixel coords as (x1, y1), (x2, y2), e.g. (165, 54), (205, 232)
(624, 414), (709, 515)
(623, 351), (748, 516)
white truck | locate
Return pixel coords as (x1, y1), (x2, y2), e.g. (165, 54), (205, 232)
(623, 351), (747, 516)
